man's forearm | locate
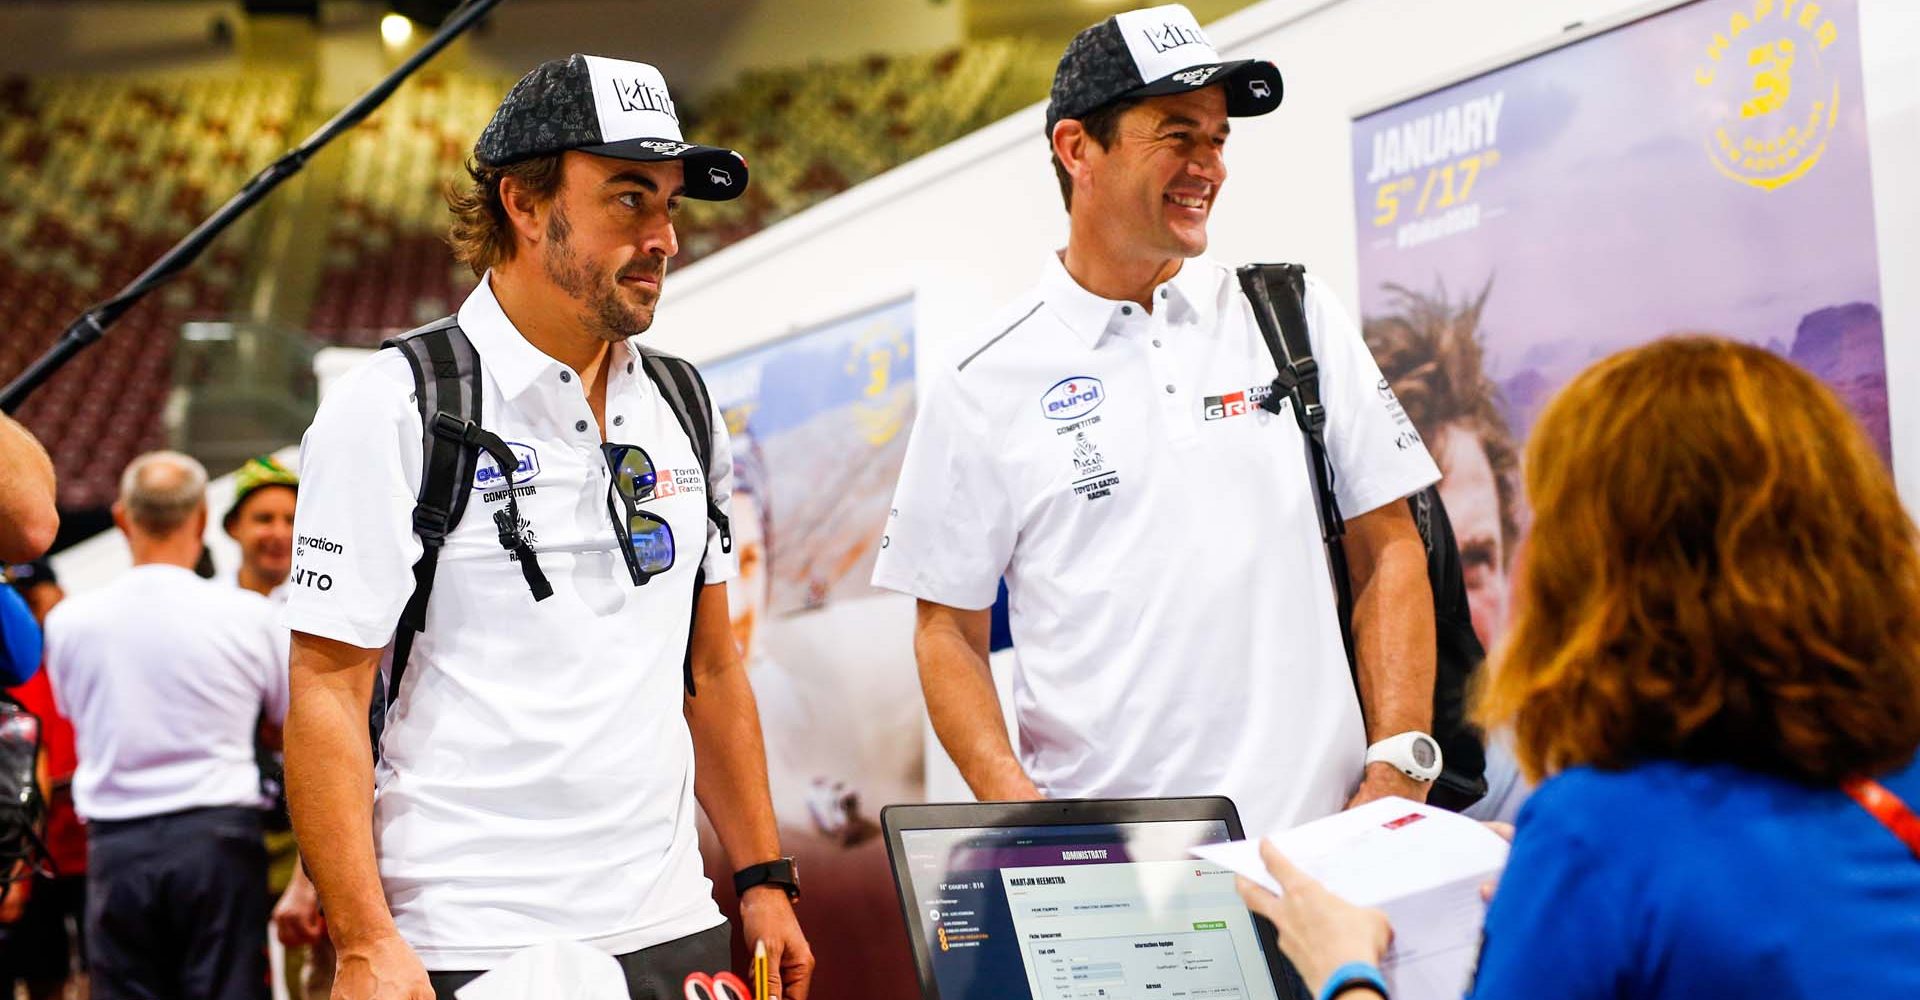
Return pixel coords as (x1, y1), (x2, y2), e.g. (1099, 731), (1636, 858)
(915, 601), (1039, 802)
(284, 642), (395, 948)
(687, 656), (782, 869)
(1346, 508), (1436, 742)
(685, 583), (781, 869)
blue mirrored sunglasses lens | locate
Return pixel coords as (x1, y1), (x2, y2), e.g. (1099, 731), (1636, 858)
(628, 515), (675, 574)
(614, 450), (657, 501)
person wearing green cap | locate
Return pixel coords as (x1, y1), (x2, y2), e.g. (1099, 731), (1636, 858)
(223, 456), (298, 602)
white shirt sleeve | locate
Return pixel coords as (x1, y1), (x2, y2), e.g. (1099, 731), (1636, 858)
(281, 352), (425, 650)
(701, 393), (736, 583)
(1305, 276), (1442, 517)
(869, 363), (1016, 611)
(263, 620), (292, 726)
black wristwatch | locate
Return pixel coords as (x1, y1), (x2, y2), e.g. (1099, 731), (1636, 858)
(733, 857), (801, 903)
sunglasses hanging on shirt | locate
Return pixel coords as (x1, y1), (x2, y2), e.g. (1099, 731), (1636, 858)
(602, 442), (677, 586)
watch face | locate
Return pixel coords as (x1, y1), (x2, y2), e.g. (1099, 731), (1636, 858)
(1412, 737), (1437, 769)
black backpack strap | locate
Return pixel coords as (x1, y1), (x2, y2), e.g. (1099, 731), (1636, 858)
(1411, 485), (1489, 809)
(1237, 264), (1355, 668)
(636, 347), (732, 696)
(378, 320), (554, 749)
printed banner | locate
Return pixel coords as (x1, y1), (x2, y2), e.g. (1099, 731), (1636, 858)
(697, 295), (923, 994)
(1352, 0), (1886, 651)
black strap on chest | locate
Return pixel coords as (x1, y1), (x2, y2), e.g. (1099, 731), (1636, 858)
(636, 346), (732, 696)
(1237, 264), (1353, 662)
(379, 320), (552, 749)
(1236, 263), (1488, 809)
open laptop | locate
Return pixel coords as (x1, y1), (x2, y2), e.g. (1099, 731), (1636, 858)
(882, 797), (1292, 1000)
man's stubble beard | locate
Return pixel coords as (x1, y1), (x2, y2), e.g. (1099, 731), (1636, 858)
(541, 201), (664, 342)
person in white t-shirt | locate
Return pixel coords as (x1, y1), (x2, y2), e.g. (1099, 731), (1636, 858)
(281, 56), (810, 1000)
(45, 450), (289, 1000)
(872, 5), (1443, 855)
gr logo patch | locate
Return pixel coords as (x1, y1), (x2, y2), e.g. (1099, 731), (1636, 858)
(1041, 377), (1106, 421)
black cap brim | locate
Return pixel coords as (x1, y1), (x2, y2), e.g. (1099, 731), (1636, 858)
(1127, 58), (1283, 117)
(578, 138), (749, 201)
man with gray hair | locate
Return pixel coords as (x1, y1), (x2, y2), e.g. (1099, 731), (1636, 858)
(44, 450), (289, 1000)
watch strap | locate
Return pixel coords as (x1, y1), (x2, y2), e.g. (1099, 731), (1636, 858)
(1317, 961), (1389, 1000)
(733, 857), (800, 902)
(1365, 731), (1442, 782)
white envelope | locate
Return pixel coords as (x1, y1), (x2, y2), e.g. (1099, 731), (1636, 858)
(1191, 796), (1509, 1000)
(454, 940), (628, 1000)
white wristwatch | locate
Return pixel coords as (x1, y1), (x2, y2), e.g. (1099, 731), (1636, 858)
(1365, 731), (1443, 783)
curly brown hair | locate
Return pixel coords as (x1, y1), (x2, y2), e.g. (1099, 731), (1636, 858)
(445, 154), (564, 277)
(1476, 336), (1920, 785)
(1363, 282), (1520, 554)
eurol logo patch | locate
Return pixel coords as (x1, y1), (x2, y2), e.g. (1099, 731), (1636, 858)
(472, 442), (540, 490)
(1041, 376), (1105, 421)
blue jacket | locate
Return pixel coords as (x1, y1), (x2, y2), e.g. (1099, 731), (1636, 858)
(1470, 756), (1920, 998)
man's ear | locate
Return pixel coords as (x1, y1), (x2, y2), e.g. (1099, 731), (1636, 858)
(499, 173), (549, 248)
(1052, 119), (1092, 183)
(110, 501), (129, 537)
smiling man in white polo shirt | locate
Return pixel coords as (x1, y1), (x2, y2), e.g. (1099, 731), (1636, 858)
(874, 5), (1441, 853)
(282, 56), (810, 1000)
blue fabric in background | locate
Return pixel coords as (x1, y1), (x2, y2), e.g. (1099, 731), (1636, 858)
(1469, 757), (1920, 999)
(0, 585), (40, 686)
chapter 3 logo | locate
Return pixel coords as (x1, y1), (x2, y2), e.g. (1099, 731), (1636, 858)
(1041, 376), (1106, 421)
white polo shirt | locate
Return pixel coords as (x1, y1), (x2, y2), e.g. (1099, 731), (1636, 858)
(872, 253), (1439, 836)
(283, 275), (732, 970)
(45, 564), (289, 822)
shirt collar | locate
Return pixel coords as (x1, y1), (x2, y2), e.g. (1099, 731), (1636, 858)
(457, 272), (637, 399)
(1039, 251), (1223, 347)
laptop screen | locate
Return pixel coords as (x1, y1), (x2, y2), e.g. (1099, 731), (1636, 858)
(897, 818), (1283, 1000)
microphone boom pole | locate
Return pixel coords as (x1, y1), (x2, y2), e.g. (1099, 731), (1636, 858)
(0, 0), (507, 413)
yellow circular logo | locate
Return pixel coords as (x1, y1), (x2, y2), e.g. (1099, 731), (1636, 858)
(1693, 1), (1843, 192)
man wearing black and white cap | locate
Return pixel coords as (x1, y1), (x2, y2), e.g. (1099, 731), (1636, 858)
(875, 0), (1441, 887)
(283, 56), (810, 1000)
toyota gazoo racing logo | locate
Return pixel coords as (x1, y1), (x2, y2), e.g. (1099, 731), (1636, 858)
(472, 442), (541, 490)
(636, 139), (693, 156)
(1041, 376), (1106, 421)
(1203, 384), (1274, 420)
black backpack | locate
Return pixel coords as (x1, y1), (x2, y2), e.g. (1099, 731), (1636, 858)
(1237, 264), (1488, 810)
(373, 319), (732, 745)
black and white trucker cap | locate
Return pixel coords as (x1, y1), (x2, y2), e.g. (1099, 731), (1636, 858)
(476, 54), (748, 201)
(1045, 3), (1283, 136)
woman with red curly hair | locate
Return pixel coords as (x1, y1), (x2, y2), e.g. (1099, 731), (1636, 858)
(1239, 336), (1920, 999)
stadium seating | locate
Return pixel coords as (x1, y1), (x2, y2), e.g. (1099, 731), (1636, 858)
(305, 73), (512, 347)
(306, 41), (1055, 343)
(0, 42), (1053, 509)
(0, 73), (303, 508)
